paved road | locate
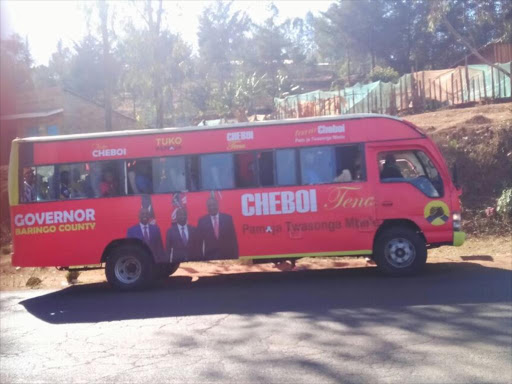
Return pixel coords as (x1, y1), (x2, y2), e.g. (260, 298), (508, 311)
(1, 262), (511, 384)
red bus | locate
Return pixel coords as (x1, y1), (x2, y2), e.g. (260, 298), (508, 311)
(8, 114), (465, 290)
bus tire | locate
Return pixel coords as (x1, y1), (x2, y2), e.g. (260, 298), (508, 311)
(373, 226), (427, 276)
(105, 245), (153, 290)
(154, 263), (181, 279)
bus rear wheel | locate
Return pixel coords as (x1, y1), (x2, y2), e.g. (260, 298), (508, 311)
(105, 245), (153, 290)
(373, 226), (427, 276)
(154, 262), (181, 279)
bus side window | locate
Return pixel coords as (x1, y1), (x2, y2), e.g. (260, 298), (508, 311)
(153, 157), (186, 193)
(258, 151), (274, 187)
(21, 167), (37, 203)
(276, 149), (297, 186)
(96, 161), (124, 198)
(200, 153), (234, 190)
(334, 145), (364, 182)
(234, 152), (257, 188)
(186, 156), (200, 191)
(300, 147), (335, 185)
(127, 159), (153, 194)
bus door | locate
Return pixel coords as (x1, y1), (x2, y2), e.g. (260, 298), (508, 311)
(366, 144), (450, 243)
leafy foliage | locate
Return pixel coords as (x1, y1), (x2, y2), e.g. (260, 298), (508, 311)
(367, 66), (400, 83)
(497, 189), (512, 218)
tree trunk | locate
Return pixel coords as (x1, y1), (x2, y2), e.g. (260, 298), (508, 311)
(99, 0), (112, 131)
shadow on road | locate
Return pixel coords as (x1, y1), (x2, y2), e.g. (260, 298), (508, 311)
(19, 262), (512, 324)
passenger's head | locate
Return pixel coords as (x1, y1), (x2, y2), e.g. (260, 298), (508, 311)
(139, 207), (150, 225)
(60, 171), (70, 185)
(385, 154), (396, 166)
(175, 207), (187, 226)
(24, 169), (35, 184)
(207, 197), (219, 216)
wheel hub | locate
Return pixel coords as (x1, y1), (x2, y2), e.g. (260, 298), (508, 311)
(114, 255), (142, 284)
(385, 237), (416, 268)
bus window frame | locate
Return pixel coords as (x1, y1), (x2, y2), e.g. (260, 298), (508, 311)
(18, 142), (367, 204)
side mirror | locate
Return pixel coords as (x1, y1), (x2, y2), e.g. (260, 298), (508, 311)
(452, 163), (461, 190)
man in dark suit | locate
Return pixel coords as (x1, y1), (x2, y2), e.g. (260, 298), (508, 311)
(197, 197), (238, 260)
(127, 208), (165, 262)
(165, 207), (200, 263)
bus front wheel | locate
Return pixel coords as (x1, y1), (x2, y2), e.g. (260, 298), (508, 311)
(105, 245), (153, 290)
(373, 226), (427, 276)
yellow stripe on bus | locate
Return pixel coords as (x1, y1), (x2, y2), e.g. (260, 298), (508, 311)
(8, 141), (19, 206)
(240, 250), (372, 260)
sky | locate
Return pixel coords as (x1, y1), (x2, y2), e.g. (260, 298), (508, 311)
(1, 1), (333, 66)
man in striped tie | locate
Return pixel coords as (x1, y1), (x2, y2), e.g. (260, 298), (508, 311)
(126, 208), (165, 263)
(165, 207), (200, 263)
(197, 196), (239, 260)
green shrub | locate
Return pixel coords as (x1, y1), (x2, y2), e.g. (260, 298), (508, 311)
(497, 188), (512, 218)
(367, 66), (400, 83)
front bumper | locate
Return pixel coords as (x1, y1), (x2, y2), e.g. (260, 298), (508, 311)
(453, 231), (466, 247)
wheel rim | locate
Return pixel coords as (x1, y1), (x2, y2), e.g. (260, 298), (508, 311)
(384, 237), (416, 268)
(114, 255), (142, 284)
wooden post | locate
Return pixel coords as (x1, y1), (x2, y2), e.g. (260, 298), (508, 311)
(455, 79), (459, 104)
(491, 67), (495, 99)
(367, 89), (371, 113)
(379, 82), (383, 114)
(404, 75), (409, 110)
(451, 73), (455, 105)
(465, 63), (470, 100)
(421, 71), (426, 109)
(439, 79), (442, 102)
(482, 71), (487, 99)
(471, 78), (475, 101)
(497, 68), (501, 98)
(399, 78), (403, 111)
(352, 89), (356, 113)
(477, 76), (482, 101)
(445, 80), (449, 104)
(338, 89), (342, 114)
(503, 71), (507, 99)
(459, 68), (465, 102)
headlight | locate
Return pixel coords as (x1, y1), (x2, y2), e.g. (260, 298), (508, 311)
(453, 212), (461, 231)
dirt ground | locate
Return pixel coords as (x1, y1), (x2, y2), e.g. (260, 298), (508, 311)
(404, 102), (512, 132)
(0, 235), (510, 291)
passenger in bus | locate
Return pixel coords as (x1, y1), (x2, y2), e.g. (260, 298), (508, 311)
(165, 207), (200, 263)
(334, 169), (352, 182)
(197, 196), (239, 260)
(99, 169), (117, 197)
(23, 169), (36, 202)
(381, 154), (403, 179)
(70, 168), (85, 198)
(126, 207), (165, 262)
(135, 161), (152, 194)
(60, 171), (71, 199)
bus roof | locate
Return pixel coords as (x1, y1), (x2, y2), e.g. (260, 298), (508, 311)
(14, 113), (410, 144)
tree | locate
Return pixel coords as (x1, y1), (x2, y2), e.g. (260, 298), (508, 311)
(98, 0), (113, 130)
(428, 0), (511, 77)
(197, 1), (250, 93)
(120, 0), (194, 127)
(0, 34), (34, 94)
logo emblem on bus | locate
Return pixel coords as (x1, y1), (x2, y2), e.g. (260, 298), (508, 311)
(424, 201), (450, 226)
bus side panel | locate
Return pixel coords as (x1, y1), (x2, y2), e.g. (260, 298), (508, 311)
(11, 184), (378, 267)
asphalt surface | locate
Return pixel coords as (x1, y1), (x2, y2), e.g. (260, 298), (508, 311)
(1, 262), (511, 384)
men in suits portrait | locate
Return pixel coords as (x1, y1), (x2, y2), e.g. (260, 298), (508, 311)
(197, 196), (239, 260)
(126, 207), (165, 262)
(165, 207), (200, 263)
